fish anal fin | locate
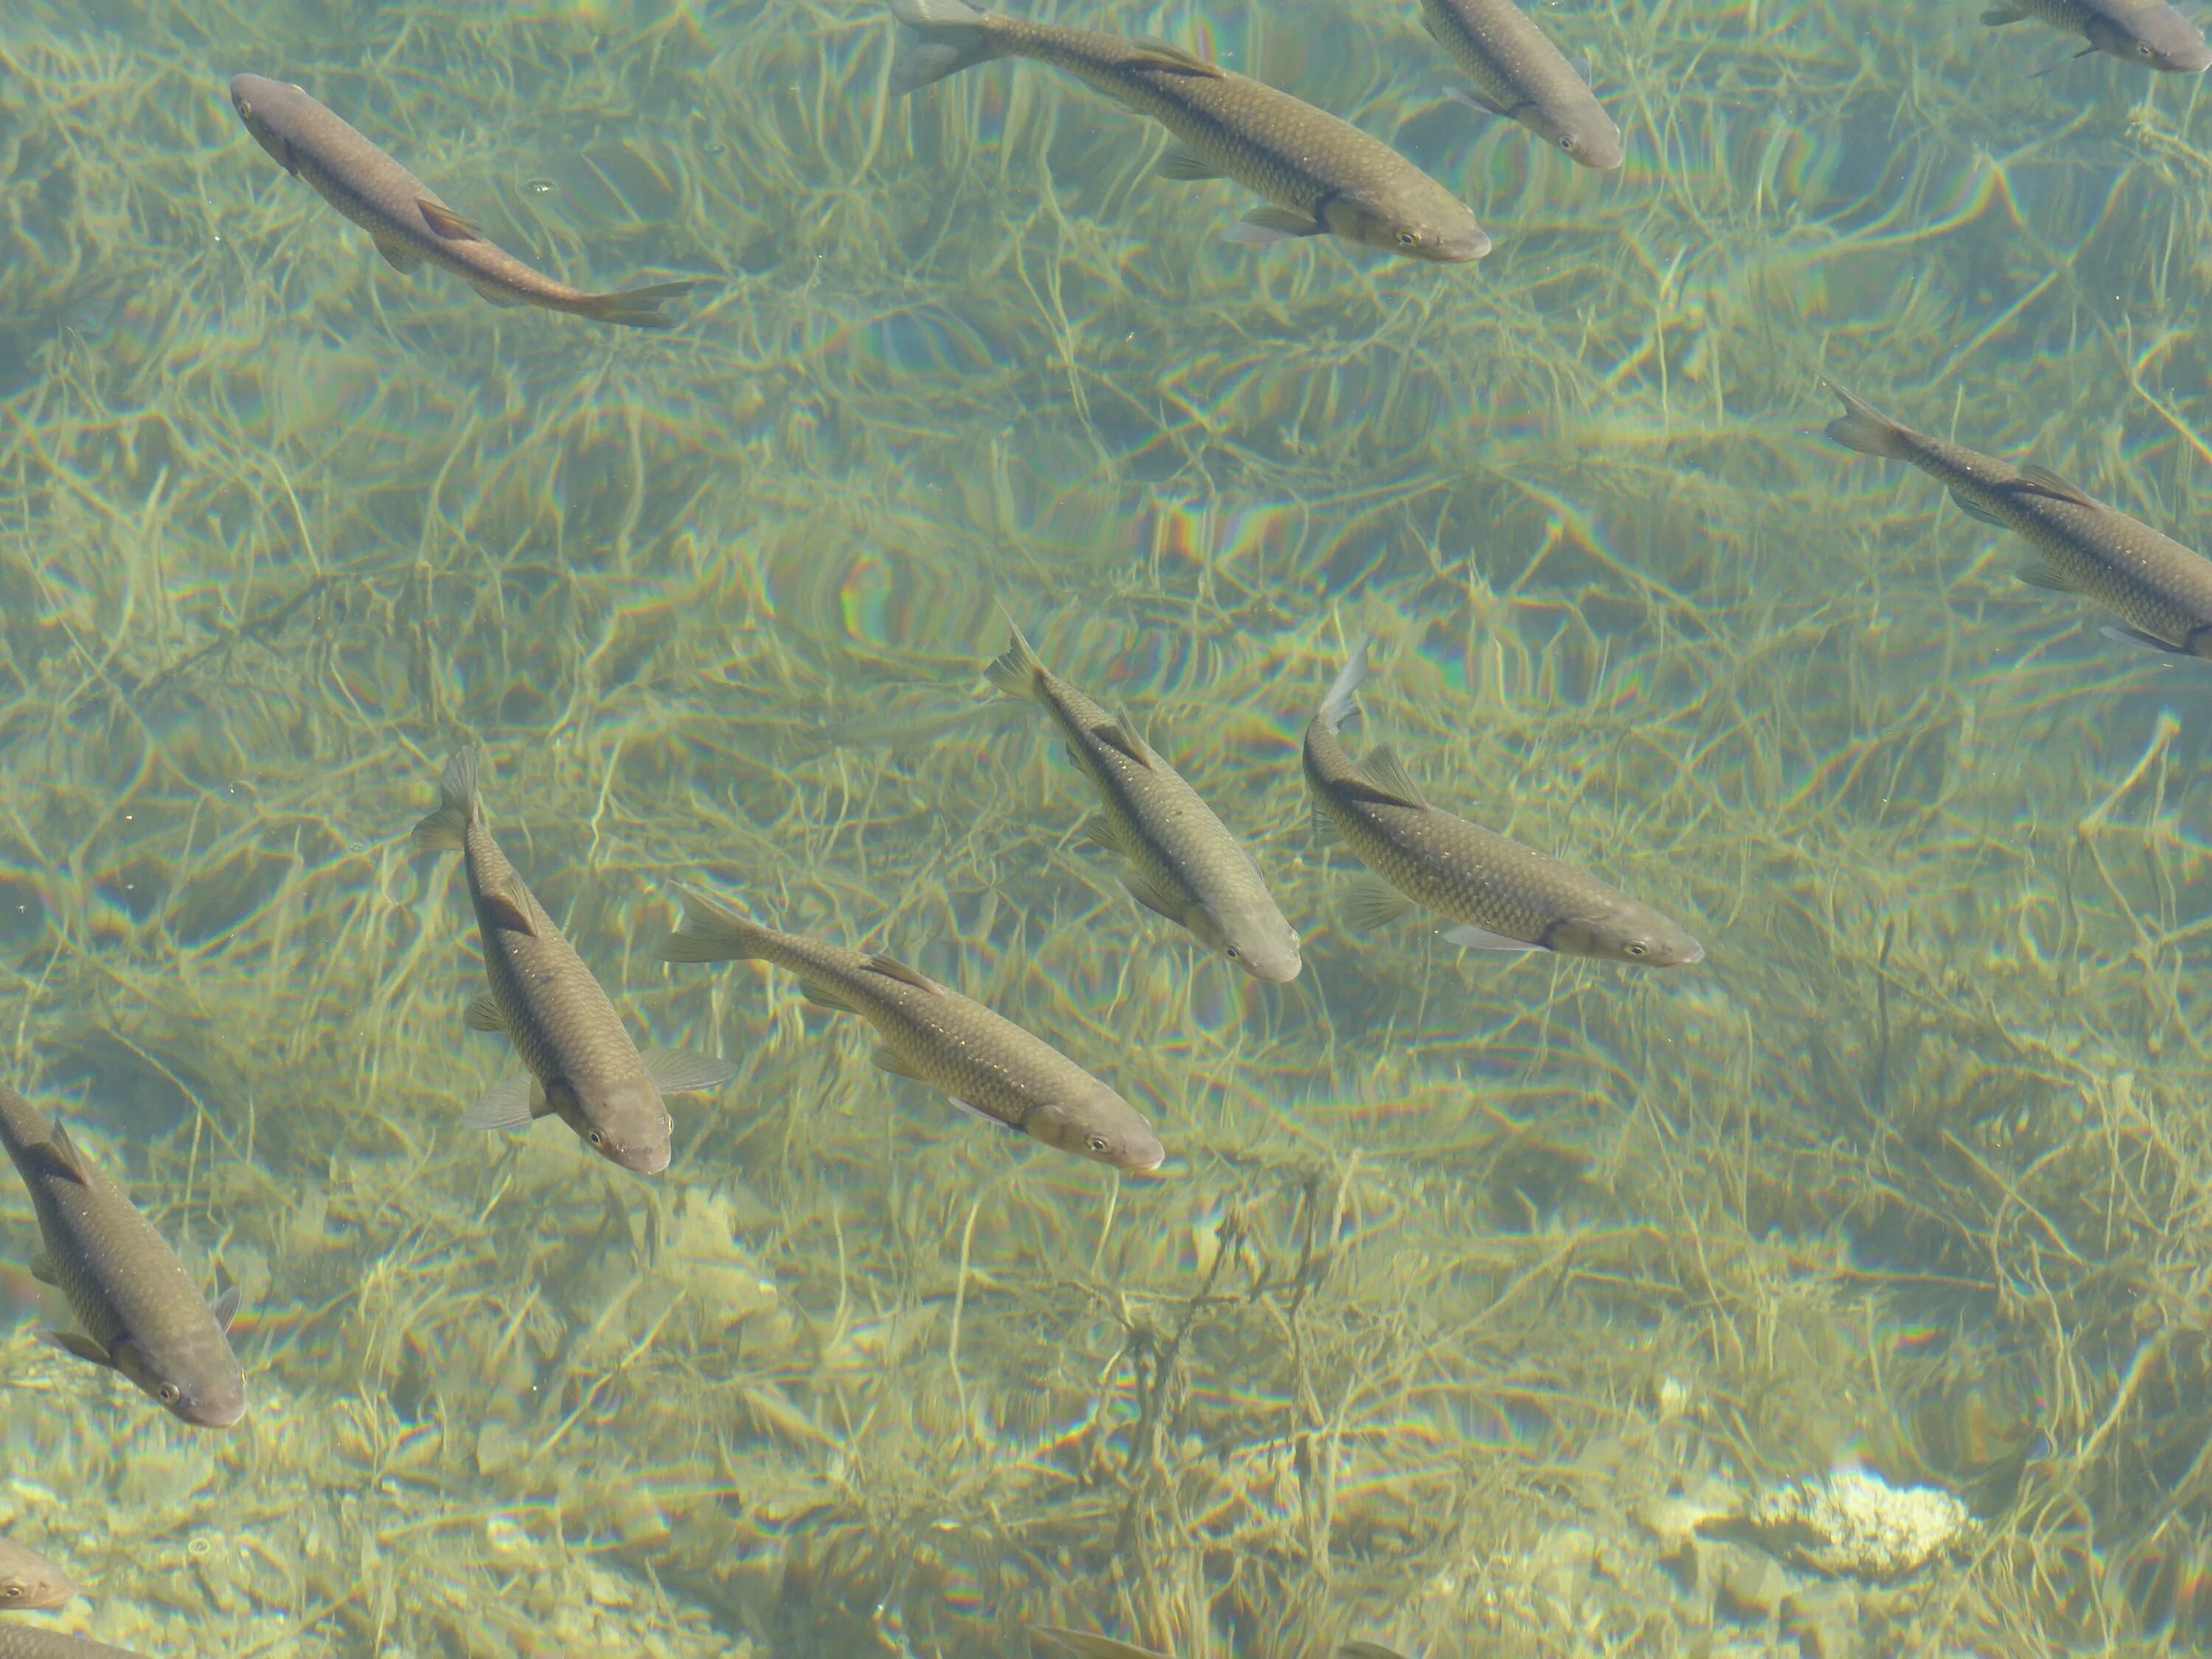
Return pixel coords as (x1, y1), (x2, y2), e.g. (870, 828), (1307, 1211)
(1947, 487), (2006, 528)
(464, 989), (508, 1033)
(1127, 38), (1225, 76)
(1354, 743), (1427, 807)
(417, 199), (487, 242)
(37, 1329), (113, 1371)
(2015, 464), (2097, 508)
(862, 955), (941, 993)
(372, 236), (424, 274)
(1157, 145), (1225, 181)
(1121, 868), (1186, 925)
(1342, 874), (1417, 933)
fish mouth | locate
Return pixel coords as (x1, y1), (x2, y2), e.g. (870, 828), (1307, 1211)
(177, 1390), (248, 1429)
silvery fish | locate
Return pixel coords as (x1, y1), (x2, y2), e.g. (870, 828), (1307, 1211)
(0, 1539), (74, 1610)
(0, 1632), (144, 1659)
(412, 751), (735, 1175)
(663, 890), (1164, 1172)
(986, 623), (1300, 981)
(1303, 638), (1704, 965)
(886, 0), (1489, 261)
(0, 1083), (246, 1429)
(1979, 0), (2210, 71)
(1826, 384), (2212, 655)
(1420, 0), (1622, 170)
(229, 74), (698, 327)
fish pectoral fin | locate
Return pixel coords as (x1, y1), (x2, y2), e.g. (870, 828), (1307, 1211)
(1080, 811), (1133, 856)
(872, 1045), (926, 1082)
(946, 1096), (1012, 1130)
(1088, 717), (1155, 769)
(640, 1046), (738, 1093)
(478, 880), (538, 937)
(2014, 464), (2097, 508)
(1225, 206), (1325, 245)
(35, 1329), (114, 1371)
(1442, 922), (1543, 953)
(372, 236), (424, 274)
(1354, 743), (1427, 809)
(464, 989), (509, 1034)
(1947, 487), (2007, 528)
(416, 198), (487, 242)
(862, 955), (942, 994)
(460, 1074), (538, 1133)
(2101, 624), (2191, 656)
(796, 978), (857, 1013)
(1341, 875), (1417, 933)
(27, 1252), (56, 1287)
(1121, 867), (1186, 925)
(1444, 85), (1512, 117)
(1126, 38), (1225, 76)
(210, 1284), (241, 1334)
(1157, 145), (1226, 181)
(2015, 563), (2080, 593)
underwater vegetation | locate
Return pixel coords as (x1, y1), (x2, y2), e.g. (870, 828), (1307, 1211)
(7, 0), (2212, 1652)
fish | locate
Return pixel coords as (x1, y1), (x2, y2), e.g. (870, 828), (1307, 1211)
(1824, 384), (2212, 655)
(886, 0), (1489, 261)
(1419, 0), (1622, 170)
(0, 1538), (74, 1610)
(1302, 638), (1705, 965)
(411, 751), (736, 1175)
(1978, 0), (2211, 72)
(662, 889), (1164, 1172)
(0, 1632), (145, 1659)
(228, 74), (699, 328)
(985, 623), (1301, 981)
(0, 1082), (247, 1430)
(1029, 1629), (1175, 1659)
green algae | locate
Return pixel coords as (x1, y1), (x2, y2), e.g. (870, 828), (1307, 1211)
(2, 0), (2212, 1652)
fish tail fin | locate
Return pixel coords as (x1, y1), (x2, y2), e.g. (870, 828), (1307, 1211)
(572, 279), (703, 331)
(888, 0), (1002, 94)
(412, 749), (481, 852)
(983, 619), (1048, 703)
(664, 886), (776, 964)
(1823, 382), (1907, 459)
(1316, 634), (1372, 734)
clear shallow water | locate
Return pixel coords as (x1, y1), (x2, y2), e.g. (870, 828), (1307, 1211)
(4, 0), (2212, 1652)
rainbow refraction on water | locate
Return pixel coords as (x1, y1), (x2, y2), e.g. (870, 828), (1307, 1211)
(7, 0), (2212, 1651)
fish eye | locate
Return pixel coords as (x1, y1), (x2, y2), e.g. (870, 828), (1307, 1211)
(1225, 945), (1240, 959)
(235, 96), (252, 116)
(2141, 43), (2155, 56)
(1, 1587), (18, 1601)
(1627, 942), (1648, 957)
(159, 1382), (182, 1404)
(1559, 135), (1576, 151)
(588, 1130), (605, 1145)
(1088, 1135), (1110, 1153)
(1396, 230), (1419, 248)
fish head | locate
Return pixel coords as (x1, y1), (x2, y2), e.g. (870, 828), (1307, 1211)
(0, 1551), (75, 1610)
(2086, 4), (2212, 71)
(1328, 189), (1490, 264)
(1533, 105), (1625, 172)
(1552, 902), (1705, 967)
(116, 1338), (248, 1428)
(576, 1077), (675, 1175)
(1028, 1092), (1165, 1174)
(229, 74), (307, 165)
(1203, 900), (1301, 983)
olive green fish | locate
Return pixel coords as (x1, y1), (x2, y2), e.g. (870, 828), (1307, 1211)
(0, 1083), (246, 1429)
(1421, 0), (1622, 170)
(0, 1631), (144, 1659)
(1303, 639), (1704, 965)
(1029, 1630), (1174, 1659)
(1826, 385), (2212, 655)
(664, 890), (1164, 1172)
(887, 0), (1489, 261)
(1979, 0), (2211, 72)
(0, 1539), (74, 1611)
(229, 74), (698, 328)
(412, 751), (735, 1175)
(986, 623), (1300, 982)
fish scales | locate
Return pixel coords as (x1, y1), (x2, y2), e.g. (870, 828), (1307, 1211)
(664, 892), (1163, 1172)
(0, 1537), (75, 1610)
(228, 74), (695, 327)
(0, 1084), (246, 1429)
(0, 1630), (145, 1659)
(1825, 386), (2212, 654)
(1302, 641), (1703, 965)
(986, 625), (1299, 981)
(1979, 0), (2210, 70)
(1420, 0), (1622, 169)
(888, 0), (1488, 260)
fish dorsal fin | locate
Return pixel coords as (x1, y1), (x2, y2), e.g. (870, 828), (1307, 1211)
(863, 955), (941, 993)
(1088, 716), (1153, 770)
(417, 199), (486, 242)
(1354, 743), (1427, 808)
(211, 1284), (241, 1333)
(31, 1124), (89, 1186)
(2014, 464), (2096, 508)
(478, 876), (538, 938)
(1127, 38), (1225, 76)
